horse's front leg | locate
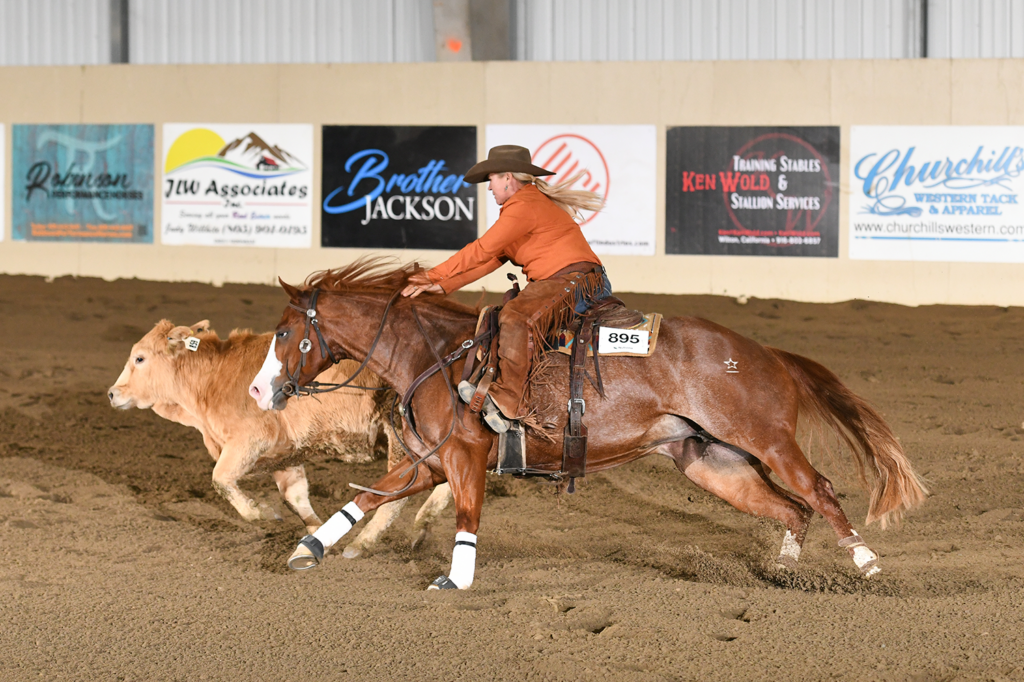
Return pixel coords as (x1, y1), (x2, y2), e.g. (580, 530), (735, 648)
(427, 447), (487, 591)
(287, 460), (443, 570)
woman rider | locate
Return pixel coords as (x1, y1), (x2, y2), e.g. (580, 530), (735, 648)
(402, 145), (608, 433)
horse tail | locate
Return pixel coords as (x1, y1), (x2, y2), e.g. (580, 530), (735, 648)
(768, 347), (928, 529)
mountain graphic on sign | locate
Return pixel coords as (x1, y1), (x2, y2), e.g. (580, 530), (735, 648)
(164, 128), (306, 178)
(217, 132), (306, 172)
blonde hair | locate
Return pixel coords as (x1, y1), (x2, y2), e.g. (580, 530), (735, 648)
(510, 171), (604, 221)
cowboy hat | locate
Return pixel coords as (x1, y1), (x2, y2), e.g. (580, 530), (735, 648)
(463, 145), (555, 184)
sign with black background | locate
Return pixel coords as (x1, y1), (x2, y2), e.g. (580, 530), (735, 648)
(666, 127), (840, 257)
(321, 126), (477, 249)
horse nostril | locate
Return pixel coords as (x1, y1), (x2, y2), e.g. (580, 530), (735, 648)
(249, 385), (261, 399)
(107, 391), (114, 401)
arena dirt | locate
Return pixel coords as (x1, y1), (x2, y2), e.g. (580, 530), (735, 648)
(2, 273), (1024, 681)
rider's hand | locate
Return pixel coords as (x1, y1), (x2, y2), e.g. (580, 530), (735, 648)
(402, 273), (444, 298)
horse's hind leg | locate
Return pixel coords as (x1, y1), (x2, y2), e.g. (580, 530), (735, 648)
(749, 435), (881, 577)
(667, 439), (813, 569)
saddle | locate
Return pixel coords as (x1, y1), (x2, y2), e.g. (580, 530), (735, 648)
(466, 289), (655, 491)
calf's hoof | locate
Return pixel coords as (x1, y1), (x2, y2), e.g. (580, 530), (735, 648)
(410, 527), (429, 551)
(288, 535), (324, 571)
(258, 503), (283, 522)
(427, 575), (459, 590)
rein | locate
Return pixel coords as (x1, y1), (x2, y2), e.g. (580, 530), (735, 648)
(349, 306), (487, 497)
(279, 287), (401, 398)
(277, 284), (484, 499)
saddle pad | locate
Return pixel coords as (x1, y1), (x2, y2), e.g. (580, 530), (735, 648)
(555, 313), (662, 358)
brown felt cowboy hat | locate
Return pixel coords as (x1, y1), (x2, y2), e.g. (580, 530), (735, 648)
(463, 145), (555, 184)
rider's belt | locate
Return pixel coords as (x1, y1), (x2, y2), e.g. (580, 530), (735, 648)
(540, 261), (603, 281)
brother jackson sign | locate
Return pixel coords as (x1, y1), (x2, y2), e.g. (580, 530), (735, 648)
(666, 127), (840, 257)
(12, 124), (154, 243)
(321, 126), (477, 249)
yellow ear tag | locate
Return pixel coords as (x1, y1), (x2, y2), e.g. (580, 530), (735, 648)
(185, 336), (201, 352)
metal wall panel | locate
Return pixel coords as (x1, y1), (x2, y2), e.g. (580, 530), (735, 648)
(927, 0), (1024, 58)
(0, 0), (111, 65)
(128, 0), (434, 64)
(514, 0), (926, 61)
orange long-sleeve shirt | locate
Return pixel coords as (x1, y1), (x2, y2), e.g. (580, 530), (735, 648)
(426, 184), (601, 293)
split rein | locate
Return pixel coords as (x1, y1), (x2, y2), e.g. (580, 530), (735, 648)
(279, 286), (486, 498)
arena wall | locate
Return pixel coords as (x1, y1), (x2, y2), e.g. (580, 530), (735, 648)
(1, 59), (1023, 306)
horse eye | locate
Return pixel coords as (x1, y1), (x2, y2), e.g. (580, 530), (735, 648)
(276, 330), (289, 340)
(134, 355), (145, 365)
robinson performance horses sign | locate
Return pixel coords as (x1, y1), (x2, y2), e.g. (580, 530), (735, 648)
(12, 124), (154, 243)
(665, 126), (840, 257)
(161, 124), (314, 248)
(321, 125), (477, 249)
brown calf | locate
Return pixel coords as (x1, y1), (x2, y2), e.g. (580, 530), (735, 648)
(108, 319), (450, 557)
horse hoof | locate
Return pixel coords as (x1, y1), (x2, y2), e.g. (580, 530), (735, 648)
(775, 555), (799, 571)
(341, 544), (363, 560)
(860, 561), (881, 578)
(288, 535), (324, 571)
(427, 575), (459, 590)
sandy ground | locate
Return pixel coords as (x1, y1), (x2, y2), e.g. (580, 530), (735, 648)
(2, 273), (1024, 681)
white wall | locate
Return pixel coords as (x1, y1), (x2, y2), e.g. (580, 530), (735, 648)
(128, 0), (436, 64)
(514, 0), (926, 61)
(0, 0), (112, 66)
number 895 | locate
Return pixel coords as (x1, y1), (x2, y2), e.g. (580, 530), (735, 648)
(608, 332), (640, 344)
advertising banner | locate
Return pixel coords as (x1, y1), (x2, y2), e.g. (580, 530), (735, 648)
(486, 125), (656, 256)
(12, 124), (154, 243)
(321, 126), (477, 249)
(850, 126), (1024, 262)
(666, 127), (840, 257)
(0, 124), (4, 242)
(162, 124), (313, 248)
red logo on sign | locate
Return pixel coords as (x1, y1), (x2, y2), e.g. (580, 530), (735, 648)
(533, 134), (609, 225)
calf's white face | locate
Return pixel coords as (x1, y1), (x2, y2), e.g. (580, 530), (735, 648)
(249, 336), (285, 410)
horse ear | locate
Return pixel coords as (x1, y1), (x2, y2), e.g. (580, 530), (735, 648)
(279, 277), (301, 301)
(165, 325), (193, 354)
(190, 320), (211, 334)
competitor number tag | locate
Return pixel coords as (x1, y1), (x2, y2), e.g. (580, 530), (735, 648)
(185, 337), (201, 352)
(598, 327), (649, 354)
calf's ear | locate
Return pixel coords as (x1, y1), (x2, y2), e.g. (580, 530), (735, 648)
(165, 325), (194, 354)
(190, 320), (211, 334)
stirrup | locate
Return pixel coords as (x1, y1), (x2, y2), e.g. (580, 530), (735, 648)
(457, 380), (475, 405)
(483, 406), (510, 434)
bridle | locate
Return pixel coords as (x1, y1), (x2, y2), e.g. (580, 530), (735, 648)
(274, 284), (488, 499)
(278, 287), (399, 398)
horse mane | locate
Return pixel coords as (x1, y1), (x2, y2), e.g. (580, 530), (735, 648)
(303, 256), (478, 315)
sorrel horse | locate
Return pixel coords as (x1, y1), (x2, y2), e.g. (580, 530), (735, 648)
(249, 260), (927, 590)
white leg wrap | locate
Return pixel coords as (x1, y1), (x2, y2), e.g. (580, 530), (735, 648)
(448, 531), (477, 589)
(779, 530), (802, 562)
(312, 502), (364, 548)
(852, 544), (878, 569)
